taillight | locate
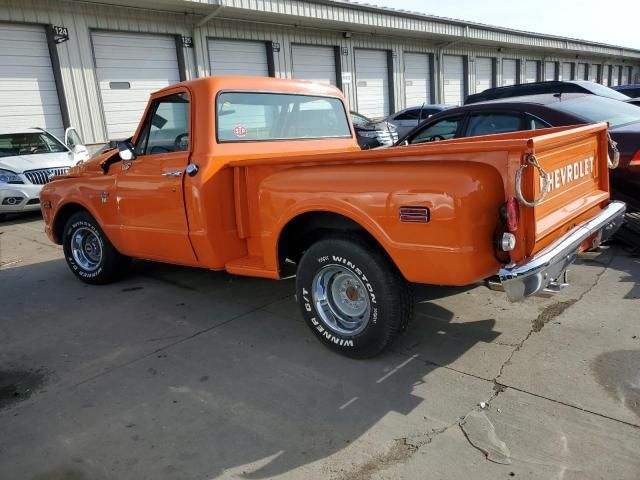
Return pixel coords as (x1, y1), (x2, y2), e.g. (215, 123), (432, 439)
(500, 197), (519, 233)
(630, 149), (640, 167)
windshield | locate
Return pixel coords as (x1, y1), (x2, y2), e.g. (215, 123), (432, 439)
(350, 112), (371, 126)
(549, 95), (640, 128)
(579, 81), (630, 101)
(0, 132), (68, 158)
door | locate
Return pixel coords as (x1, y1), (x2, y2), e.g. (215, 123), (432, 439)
(92, 31), (181, 141)
(589, 64), (599, 83)
(577, 63), (587, 80)
(502, 59), (517, 86)
(354, 49), (390, 118)
(561, 62), (572, 81)
(404, 52), (432, 107)
(208, 39), (269, 76)
(116, 92), (196, 264)
(291, 45), (337, 85)
(0, 23), (64, 137)
(544, 62), (556, 81)
(475, 57), (493, 93)
(443, 55), (465, 105)
(611, 66), (620, 86)
(525, 60), (538, 83)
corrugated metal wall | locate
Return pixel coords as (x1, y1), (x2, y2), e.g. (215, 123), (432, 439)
(1, 0), (639, 143)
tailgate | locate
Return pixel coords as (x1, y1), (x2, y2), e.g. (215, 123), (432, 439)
(518, 122), (611, 255)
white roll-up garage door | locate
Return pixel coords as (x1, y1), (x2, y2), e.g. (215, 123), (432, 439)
(404, 52), (432, 107)
(603, 65), (611, 85)
(291, 45), (336, 86)
(577, 63), (587, 80)
(544, 62), (556, 81)
(354, 49), (389, 119)
(525, 61), (538, 83)
(561, 62), (572, 81)
(475, 57), (493, 94)
(208, 39), (269, 77)
(443, 55), (465, 106)
(0, 23), (64, 137)
(502, 59), (517, 86)
(590, 64), (599, 83)
(92, 31), (180, 140)
(611, 66), (620, 86)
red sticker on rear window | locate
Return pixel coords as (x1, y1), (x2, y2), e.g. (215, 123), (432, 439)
(233, 125), (248, 138)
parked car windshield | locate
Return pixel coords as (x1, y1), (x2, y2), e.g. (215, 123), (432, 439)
(0, 132), (67, 158)
(582, 82), (630, 101)
(217, 92), (351, 141)
(350, 112), (372, 126)
(549, 95), (640, 128)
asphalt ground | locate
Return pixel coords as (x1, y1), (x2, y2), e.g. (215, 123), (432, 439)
(1, 212), (639, 480)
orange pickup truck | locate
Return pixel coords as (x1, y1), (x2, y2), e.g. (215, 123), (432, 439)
(40, 76), (625, 358)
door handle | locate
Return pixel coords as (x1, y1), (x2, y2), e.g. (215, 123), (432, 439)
(162, 171), (183, 177)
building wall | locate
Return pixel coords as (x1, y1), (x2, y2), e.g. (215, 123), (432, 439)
(1, 0), (639, 144)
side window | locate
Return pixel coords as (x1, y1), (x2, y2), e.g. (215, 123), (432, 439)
(527, 115), (551, 130)
(137, 93), (189, 156)
(466, 112), (524, 137)
(394, 109), (420, 121)
(409, 117), (462, 144)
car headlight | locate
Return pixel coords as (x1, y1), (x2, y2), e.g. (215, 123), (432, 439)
(0, 169), (23, 184)
(358, 131), (379, 138)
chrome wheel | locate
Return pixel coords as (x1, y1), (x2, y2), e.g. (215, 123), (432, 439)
(71, 227), (103, 272)
(312, 265), (371, 336)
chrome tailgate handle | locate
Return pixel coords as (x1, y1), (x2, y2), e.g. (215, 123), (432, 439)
(162, 171), (183, 177)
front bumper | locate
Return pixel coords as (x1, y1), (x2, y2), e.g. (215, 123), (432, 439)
(0, 184), (43, 213)
(499, 201), (626, 301)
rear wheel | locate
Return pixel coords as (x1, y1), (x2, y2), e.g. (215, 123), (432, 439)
(62, 211), (130, 284)
(295, 235), (412, 358)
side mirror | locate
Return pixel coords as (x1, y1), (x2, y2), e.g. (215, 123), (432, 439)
(118, 141), (136, 161)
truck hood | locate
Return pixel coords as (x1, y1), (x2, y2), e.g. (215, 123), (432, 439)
(0, 151), (76, 173)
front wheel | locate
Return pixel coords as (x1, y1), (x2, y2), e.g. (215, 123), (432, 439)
(62, 211), (130, 284)
(295, 235), (412, 358)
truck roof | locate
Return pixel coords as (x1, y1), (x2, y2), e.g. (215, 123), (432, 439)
(155, 76), (344, 98)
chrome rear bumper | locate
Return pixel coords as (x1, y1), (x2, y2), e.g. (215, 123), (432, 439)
(499, 201), (626, 301)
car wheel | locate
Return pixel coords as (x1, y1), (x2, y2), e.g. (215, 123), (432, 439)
(295, 234), (412, 358)
(62, 211), (130, 285)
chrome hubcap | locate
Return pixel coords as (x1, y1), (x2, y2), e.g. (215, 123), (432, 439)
(71, 227), (103, 272)
(312, 265), (371, 336)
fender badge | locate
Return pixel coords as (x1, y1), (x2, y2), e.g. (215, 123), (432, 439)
(101, 192), (109, 204)
(122, 161), (132, 170)
(42, 200), (52, 209)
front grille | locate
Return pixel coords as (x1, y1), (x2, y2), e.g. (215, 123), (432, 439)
(24, 167), (70, 185)
(376, 130), (399, 146)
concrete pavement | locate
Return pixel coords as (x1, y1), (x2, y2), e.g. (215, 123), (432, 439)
(1, 213), (639, 479)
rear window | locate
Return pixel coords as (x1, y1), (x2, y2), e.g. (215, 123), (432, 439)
(216, 92), (351, 142)
(549, 95), (640, 128)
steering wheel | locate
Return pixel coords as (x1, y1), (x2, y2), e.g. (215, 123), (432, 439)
(174, 133), (189, 151)
(427, 134), (446, 142)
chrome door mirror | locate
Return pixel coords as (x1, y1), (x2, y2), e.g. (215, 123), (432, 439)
(117, 141), (136, 161)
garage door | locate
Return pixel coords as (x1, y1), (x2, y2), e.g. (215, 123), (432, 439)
(544, 62), (556, 81)
(577, 63), (587, 80)
(404, 52), (432, 107)
(590, 64), (599, 83)
(208, 39), (269, 77)
(502, 59), (517, 86)
(291, 45), (336, 86)
(443, 55), (465, 105)
(475, 57), (493, 94)
(525, 60), (538, 83)
(561, 62), (572, 81)
(611, 66), (620, 86)
(603, 65), (611, 85)
(0, 23), (64, 137)
(93, 31), (180, 140)
(354, 49), (390, 118)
